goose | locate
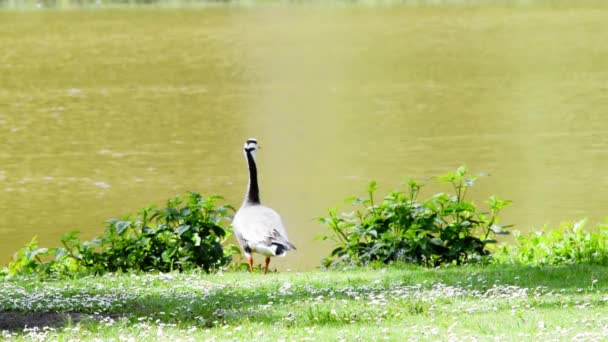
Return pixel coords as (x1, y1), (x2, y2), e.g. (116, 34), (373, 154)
(232, 138), (296, 274)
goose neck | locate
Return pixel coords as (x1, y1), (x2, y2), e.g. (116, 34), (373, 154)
(244, 149), (260, 205)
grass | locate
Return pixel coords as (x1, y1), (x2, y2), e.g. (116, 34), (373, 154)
(2, 264), (608, 340)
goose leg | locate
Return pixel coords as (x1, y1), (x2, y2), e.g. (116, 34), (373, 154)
(264, 257), (271, 274)
(247, 255), (254, 272)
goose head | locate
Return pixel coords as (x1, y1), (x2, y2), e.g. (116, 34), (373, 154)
(243, 138), (260, 159)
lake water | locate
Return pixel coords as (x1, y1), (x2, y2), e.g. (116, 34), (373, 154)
(1, 4), (607, 270)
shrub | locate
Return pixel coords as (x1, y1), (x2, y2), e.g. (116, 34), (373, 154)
(318, 167), (511, 268)
(494, 219), (608, 266)
(0, 236), (81, 277)
(1, 192), (236, 277)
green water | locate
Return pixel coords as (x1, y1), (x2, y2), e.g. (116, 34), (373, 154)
(1, 4), (607, 270)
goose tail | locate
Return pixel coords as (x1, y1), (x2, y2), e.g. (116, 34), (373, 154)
(273, 241), (296, 257)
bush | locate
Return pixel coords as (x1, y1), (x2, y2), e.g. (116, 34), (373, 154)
(494, 219), (608, 266)
(318, 167), (511, 268)
(2, 192), (236, 277)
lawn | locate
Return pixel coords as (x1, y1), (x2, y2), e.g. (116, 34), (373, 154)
(2, 264), (607, 340)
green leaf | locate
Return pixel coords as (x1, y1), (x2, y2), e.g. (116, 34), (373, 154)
(181, 208), (191, 217)
(368, 180), (378, 194)
(176, 225), (191, 236)
(314, 234), (329, 241)
(456, 166), (467, 177)
(114, 221), (131, 235)
(161, 248), (176, 262)
(490, 225), (510, 235)
(330, 247), (344, 257)
(430, 238), (444, 246)
(27, 248), (48, 260)
(464, 177), (476, 187)
(210, 225), (226, 238)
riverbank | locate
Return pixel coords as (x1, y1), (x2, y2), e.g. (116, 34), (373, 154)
(2, 264), (607, 340)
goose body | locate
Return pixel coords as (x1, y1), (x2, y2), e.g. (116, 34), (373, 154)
(232, 138), (295, 273)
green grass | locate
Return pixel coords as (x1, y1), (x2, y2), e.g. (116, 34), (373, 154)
(2, 265), (608, 340)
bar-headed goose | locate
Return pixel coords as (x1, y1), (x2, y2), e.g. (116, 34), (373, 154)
(232, 138), (296, 273)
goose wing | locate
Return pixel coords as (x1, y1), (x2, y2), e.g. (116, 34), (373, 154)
(233, 205), (295, 251)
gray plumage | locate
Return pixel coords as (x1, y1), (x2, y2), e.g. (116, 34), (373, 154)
(233, 205), (296, 257)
